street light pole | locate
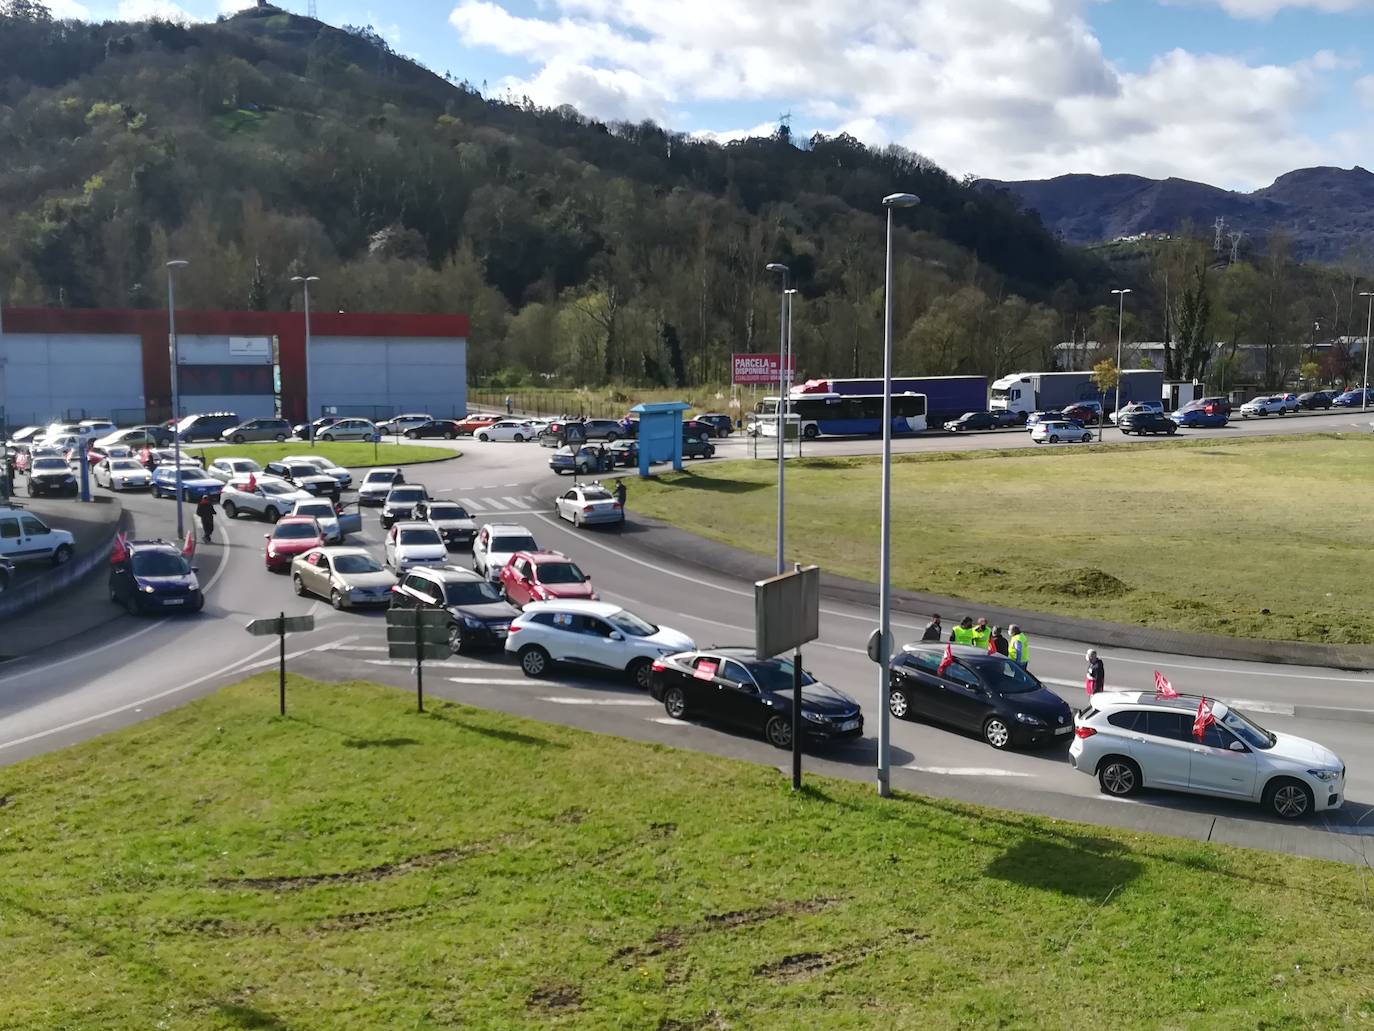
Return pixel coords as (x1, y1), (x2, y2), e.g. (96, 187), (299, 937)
(1361, 291), (1374, 411)
(876, 192), (918, 799)
(166, 260), (189, 541)
(765, 262), (789, 574)
(1111, 288), (1132, 430)
(291, 275), (320, 445)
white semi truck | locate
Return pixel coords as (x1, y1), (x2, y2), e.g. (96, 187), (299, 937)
(990, 370), (1166, 421)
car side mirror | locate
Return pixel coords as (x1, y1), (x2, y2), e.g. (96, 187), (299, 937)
(609, 631), (624, 641)
(191, 566), (199, 572)
(263, 534), (270, 540)
(1228, 741), (1246, 752)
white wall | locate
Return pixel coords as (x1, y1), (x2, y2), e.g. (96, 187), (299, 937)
(0, 332), (144, 427)
(173, 334), (276, 420)
(309, 336), (467, 419)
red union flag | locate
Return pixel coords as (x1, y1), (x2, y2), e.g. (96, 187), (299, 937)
(731, 353), (796, 385)
(1193, 696), (1216, 740)
(1153, 670), (1178, 698)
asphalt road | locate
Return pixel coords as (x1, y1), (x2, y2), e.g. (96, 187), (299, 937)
(1, 425), (1371, 866)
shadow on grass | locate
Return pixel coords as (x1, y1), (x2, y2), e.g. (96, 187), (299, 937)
(984, 837), (1142, 899)
(427, 702), (568, 749)
(646, 472), (770, 496)
(215, 1003), (289, 1030)
(287, 716), (419, 751)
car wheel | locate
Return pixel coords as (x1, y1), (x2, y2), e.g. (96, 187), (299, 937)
(405, 431), (418, 439)
(444, 431), (455, 440)
(51, 544), (73, 567)
(1049, 435), (1059, 444)
(322, 434), (334, 442)
(223, 501), (238, 519)
(478, 433), (489, 442)
(606, 431), (619, 442)
(627, 657), (653, 690)
(519, 644), (550, 678)
(1167, 426), (1177, 435)
(889, 686), (911, 719)
(663, 685), (688, 720)
(274, 433), (286, 442)
(1097, 756), (1141, 797)
(982, 716), (1012, 750)
(331, 589), (345, 611)
(292, 574), (307, 597)
(233, 434), (245, 444)
(448, 623), (465, 655)
(1081, 434), (1092, 443)
(764, 715), (793, 750)
(514, 433), (524, 443)
(264, 507), (280, 523)
(1120, 429), (1130, 436)
(1264, 777), (1313, 820)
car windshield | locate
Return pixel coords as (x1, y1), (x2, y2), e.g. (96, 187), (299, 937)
(606, 609), (657, 636)
(296, 503), (334, 518)
(390, 488), (425, 502)
(747, 658), (817, 693)
(335, 553), (384, 574)
(33, 458), (67, 471)
(492, 535), (537, 553)
(286, 465), (315, 477)
(1221, 707), (1275, 750)
(536, 561), (586, 584)
(131, 552), (190, 577)
(273, 523), (318, 540)
(110, 460), (142, 470)
(399, 528), (442, 546)
(364, 471), (396, 483)
(426, 504), (469, 520)
(444, 580), (502, 605)
(260, 481), (295, 495)
(967, 657), (1042, 694)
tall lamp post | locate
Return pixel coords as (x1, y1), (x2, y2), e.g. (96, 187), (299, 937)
(1361, 291), (1374, 411)
(876, 191), (919, 799)
(166, 259), (189, 541)
(291, 274), (320, 444)
(1110, 288), (1131, 430)
(765, 262), (789, 574)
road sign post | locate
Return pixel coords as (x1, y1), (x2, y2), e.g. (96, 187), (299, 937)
(384, 607), (450, 713)
(755, 564), (821, 791)
(244, 612), (316, 715)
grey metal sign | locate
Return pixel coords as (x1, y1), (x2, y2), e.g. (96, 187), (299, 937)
(245, 614), (316, 636)
(754, 565), (820, 659)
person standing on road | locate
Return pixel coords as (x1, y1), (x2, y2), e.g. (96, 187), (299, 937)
(1085, 649), (1105, 696)
(971, 617), (991, 650)
(505, 395), (513, 415)
(614, 479), (627, 508)
(990, 626), (1009, 655)
(196, 494), (216, 544)
(1008, 625), (1029, 667)
(950, 617), (976, 645)
(921, 614), (942, 641)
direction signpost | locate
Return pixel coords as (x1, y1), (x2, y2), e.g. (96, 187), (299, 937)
(384, 607), (450, 712)
(754, 564), (821, 791)
(245, 612), (316, 715)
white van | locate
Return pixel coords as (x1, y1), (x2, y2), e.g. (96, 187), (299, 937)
(0, 507), (76, 566)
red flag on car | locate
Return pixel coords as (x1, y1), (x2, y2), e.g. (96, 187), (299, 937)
(1153, 670), (1178, 698)
(182, 530), (195, 559)
(110, 531), (129, 564)
(1192, 696), (1216, 740)
(937, 643), (955, 676)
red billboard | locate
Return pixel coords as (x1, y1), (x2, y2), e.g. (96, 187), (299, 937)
(732, 353), (795, 385)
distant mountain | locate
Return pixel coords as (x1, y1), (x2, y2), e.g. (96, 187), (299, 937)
(977, 166), (1374, 263)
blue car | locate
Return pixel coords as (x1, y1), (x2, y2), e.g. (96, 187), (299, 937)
(1333, 390), (1371, 407)
(151, 464), (223, 501)
(1173, 408), (1229, 428)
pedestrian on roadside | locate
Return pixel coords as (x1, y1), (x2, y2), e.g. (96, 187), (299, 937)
(1008, 625), (1030, 667)
(196, 494), (216, 544)
(921, 613), (942, 642)
(990, 626), (1009, 655)
(614, 479), (627, 508)
(1085, 649), (1105, 696)
(971, 617), (991, 650)
(505, 395), (513, 415)
(950, 617), (976, 645)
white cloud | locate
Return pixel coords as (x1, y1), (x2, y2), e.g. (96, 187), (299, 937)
(1357, 74), (1374, 108)
(117, 0), (195, 21)
(47, 0), (91, 17)
(1178, 0), (1374, 16)
(448, 0), (1352, 188)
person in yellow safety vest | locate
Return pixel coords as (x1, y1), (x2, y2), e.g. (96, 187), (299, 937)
(1008, 625), (1029, 667)
(950, 617), (976, 645)
(971, 617), (991, 650)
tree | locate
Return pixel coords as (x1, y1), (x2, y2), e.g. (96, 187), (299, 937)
(247, 255), (267, 311)
(1172, 261), (1213, 380)
(1091, 358), (1120, 397)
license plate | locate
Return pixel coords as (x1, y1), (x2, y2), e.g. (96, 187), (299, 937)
(839, 719), (860, 732)
(163, 598), (186, 605)
(493, 629), (507, 638)
(1055, 724), (1072, 735)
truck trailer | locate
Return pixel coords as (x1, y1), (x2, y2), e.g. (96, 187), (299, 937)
(989, 370), (1164, 421)
(792, 376), (987, 429)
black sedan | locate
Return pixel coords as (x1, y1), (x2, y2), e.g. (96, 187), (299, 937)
(888, 643), (1074, 749)
(682, 435), (716, 459)
(380, 485), (430, 529)
(947, 411), (1006, 432)
(1297, 390), (1334, 410)
(650, 647), (863, 749)
(696, 413), (734, 437)
(404, 419), (462, 440)
(1118, 411), (1177, 435)
(26, 457), (78, 496)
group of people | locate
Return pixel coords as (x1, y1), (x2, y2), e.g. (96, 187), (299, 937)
(922, 614), (1029, 666)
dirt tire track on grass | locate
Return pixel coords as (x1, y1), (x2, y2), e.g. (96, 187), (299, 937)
(612, 896), (845, 965)
(209, 835), (516, 891)
(752, 928), (929, 982)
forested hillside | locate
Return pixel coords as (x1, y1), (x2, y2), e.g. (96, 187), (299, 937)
(0, 0), (1106, 385)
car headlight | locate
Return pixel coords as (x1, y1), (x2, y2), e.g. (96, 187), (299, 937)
(1307, 768), (1342, 782)
(1014, 712), (1046, 725)
(462, 616), (484, 629)
(140, 584), (155, 594)
(801, 710), (827, 724)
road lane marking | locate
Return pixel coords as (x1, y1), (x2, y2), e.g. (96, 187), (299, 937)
(650, 717), (691, 725)
(482, 498), (508, 510)
(902, 765), (1033, 778)
(457, 498), (481, 510)
(539, 696), (658, 706)
(447, 677), (537, 686)
(364, 659), (491, 669)
(501, 496), (530, 509)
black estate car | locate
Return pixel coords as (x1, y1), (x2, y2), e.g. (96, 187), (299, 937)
(649, 646), (863, 749)
(389, 565), (518, 653)
(1117, 411), (1178, 435)
(889, 643), (1074, 749)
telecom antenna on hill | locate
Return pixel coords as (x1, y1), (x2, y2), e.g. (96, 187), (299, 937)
(1213, 217), (1226, 255)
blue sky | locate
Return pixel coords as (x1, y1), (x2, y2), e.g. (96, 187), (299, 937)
(61, 0), (1374, 190)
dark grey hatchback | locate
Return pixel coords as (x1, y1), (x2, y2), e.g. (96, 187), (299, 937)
(889, 643), (1074, 750)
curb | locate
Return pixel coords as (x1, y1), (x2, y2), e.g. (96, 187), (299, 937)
(0, 499), (129, 621)
(556, 483), (1374, 671)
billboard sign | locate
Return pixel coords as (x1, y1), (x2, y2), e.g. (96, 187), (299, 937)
(732, 353), (795, 385)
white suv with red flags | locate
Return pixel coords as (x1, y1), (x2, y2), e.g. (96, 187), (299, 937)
(1069, 690), (1346, 820)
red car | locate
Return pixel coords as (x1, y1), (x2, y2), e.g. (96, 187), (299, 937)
(264, 516), (324, 573)
(455, 414), (500, 436)
(499, 550), (598, 607)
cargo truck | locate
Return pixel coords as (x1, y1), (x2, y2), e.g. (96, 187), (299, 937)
(989, 370), (1164, 421)
(792, 376), (987, 429)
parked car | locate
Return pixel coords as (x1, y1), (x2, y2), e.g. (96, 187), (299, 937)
(379, 413), (434, 436)
(109, 538), (203, 614)
(499, 550), (597, 607)
(263, 460), (339, 498)
(383, 521), (448, 571)
(293, 417), (341, 440)
(888, 643), (1074, 749)
(390, 565), (519, 653)
(1173, 407), (1228, 428)
(317, 418), (378, 442)
(174, 412), (240, 442)
(606, 439), (639, 467)
(1239, 395), (1287, 418)
(1118, 411), (1178, 435)
(1196, 396), (1233, 417)
(94, 457), (153, 491)
(279, 455), (352, 489)
(291, 546), (395, 609)
(1024, 410), (1064, 428)
(1332, 389), (1371, 407)
(1109, 401), (1164, 425)
(554, 483), (624, 527)
(472, 522), (540, 581)
(1060, 404), (1100, 425)
(476, 419), (537, 442)
(0, 507), (74, 566)
(27, 456), (78, 496)
(219, 476), (313, 522)
(651, 647), (863, 749)
(380, 484), (431, 529)
(264, 516), (325, 573)
(206, 457), (264, 483)
(946, 411), (1005, 432)
(1297, 390), (1334, 410)
(1276, 392), (1301, 413)
(414, 500), (476, 549)
(358, 467), (404, 505)
(695, 413), (735, 437)
(1029, 419), (1092, 444)
(222, 418), (292, 444)
(1070, 691), (1346, 820)
(455, 414), (500, 436)
(4, 426), (43, 447)
(507, 599), (694, 688)
(94, 425), (174, 449)
(681, 434), (717, 460)
(403, 419), (462, 440)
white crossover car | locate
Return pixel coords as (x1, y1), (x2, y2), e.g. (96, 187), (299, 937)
(506, 599), (694, 688)
(471, 523), (540, 581)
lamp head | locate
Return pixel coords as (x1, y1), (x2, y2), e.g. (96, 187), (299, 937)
(883, 193), (920, 208)
(166, 260), (189, 270)
(765, 263), (789, 274)
(292, 275), (320, 284)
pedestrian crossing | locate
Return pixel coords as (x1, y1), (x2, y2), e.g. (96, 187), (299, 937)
(438, 494), (546, 515)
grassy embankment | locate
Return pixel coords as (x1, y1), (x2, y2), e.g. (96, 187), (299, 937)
(470, 384), (752, 421)
(185, 441), (455, 468)
(630, 434), (1374, 644)
(0, 675), (1371, 1028)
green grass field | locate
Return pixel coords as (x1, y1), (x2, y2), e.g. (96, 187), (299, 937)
(185, 441), (455, 469)
(629, 434), (1374, 644)
(0, 675), (1370, 1029)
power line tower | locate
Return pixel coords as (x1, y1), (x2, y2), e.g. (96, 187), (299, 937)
(308, 0), (318, 18)
(1213, 217), (1226, 255)
(1228, 230), (1244, 265)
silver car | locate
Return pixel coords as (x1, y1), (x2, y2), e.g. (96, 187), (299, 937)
(281, 454), (352, 488)
(358, 467), (404, 505)
(317, 418), (378, 442)
(290, 546), (396, 609)
(555, 483), (625, 527)
(415, 499), (477, 549)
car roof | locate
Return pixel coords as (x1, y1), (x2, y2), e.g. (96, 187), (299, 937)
(393, 520), (440, 530)
(522, 599), (620, 615)
(365, 467), (401, 475)
(127, 538), (180, 554)
(276, 515), (318, 526)
(1087, 690), (1229, 717)
(903, 642), (989, 658)
(409, 564), (484, 582)
(518, 550), (570, 563)
(482, 523), (534, 535)
(317, 546), (370, 556)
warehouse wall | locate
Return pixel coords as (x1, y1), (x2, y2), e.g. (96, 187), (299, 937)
(308, 336), (467, 419)
(0, 332), (144, 426)
(172, 334), (277, 420)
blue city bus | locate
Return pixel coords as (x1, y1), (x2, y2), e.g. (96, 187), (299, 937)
(749, 392), (928, 438)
